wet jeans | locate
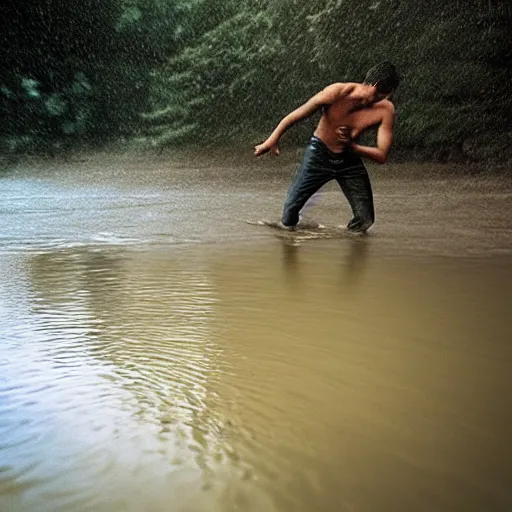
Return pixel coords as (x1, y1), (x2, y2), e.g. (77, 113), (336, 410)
(282, 136), (375, 233)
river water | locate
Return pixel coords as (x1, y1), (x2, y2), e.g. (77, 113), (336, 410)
(1, 149), (511, 512)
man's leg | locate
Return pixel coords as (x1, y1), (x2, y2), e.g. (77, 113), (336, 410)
(336, 170), (375, 234)
(282, 148), (332, 228)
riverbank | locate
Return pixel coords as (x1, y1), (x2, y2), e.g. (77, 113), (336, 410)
(2, 138), (512, 176)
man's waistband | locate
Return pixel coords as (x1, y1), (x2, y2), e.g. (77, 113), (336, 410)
(308, 136), (363, 167)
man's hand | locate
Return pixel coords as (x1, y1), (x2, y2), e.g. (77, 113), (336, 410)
(254, 140), (280, 157)
(335, 126), (353, 149)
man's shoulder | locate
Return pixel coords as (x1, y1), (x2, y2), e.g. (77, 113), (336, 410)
(317, 82), (356, 105)
(323, 82), (357, 95)
(376, 98), (396, 115)
(330, 81), (359, 87)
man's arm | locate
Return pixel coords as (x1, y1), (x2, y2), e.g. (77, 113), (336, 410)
(352, 104), (395, 164)
(254, 83), (352, 156)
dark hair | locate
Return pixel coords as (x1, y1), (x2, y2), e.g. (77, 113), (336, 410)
(363, 62), (400, 94)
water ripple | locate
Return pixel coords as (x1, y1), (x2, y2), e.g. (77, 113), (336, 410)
(1, 164), (511, 511)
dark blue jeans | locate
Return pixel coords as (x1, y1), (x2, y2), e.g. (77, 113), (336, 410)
(282, 136), (375, 233)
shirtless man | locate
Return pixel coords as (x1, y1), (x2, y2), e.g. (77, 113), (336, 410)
(254, 62), (399, 233)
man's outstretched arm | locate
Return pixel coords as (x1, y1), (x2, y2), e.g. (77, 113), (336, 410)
(254, 83), (352, 157)
(352, 105), (395, 164)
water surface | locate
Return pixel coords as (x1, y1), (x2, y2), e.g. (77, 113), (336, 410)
(1, 150), (511, 511)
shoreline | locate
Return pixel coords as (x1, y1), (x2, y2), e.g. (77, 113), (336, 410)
(1, 137), (512, 172)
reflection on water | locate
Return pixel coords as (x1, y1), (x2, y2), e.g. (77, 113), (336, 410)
(279, 235), (370, 290)
(1, 249), (261, 512)
(1, 153), (512, 511)
(1, 244), (511, 512)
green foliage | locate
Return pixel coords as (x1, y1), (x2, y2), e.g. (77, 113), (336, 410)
(115, 0), (203, 62)
(1, 0), (510, 159)
(0, 0), (197, 148)
(142, 0), (511, 156)
(145, 8), (286, 144)
(1, 72), (93, 139)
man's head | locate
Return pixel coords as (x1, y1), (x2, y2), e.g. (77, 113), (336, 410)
(363, 61), (400, 97)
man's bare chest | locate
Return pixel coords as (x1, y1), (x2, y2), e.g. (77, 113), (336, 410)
(327, 104), (382, 132)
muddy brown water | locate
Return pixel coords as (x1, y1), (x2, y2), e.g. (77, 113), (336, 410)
(1, 149), (511, 511)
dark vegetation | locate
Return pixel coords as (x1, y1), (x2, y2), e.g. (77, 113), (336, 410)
(1, 0), (511, 162)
